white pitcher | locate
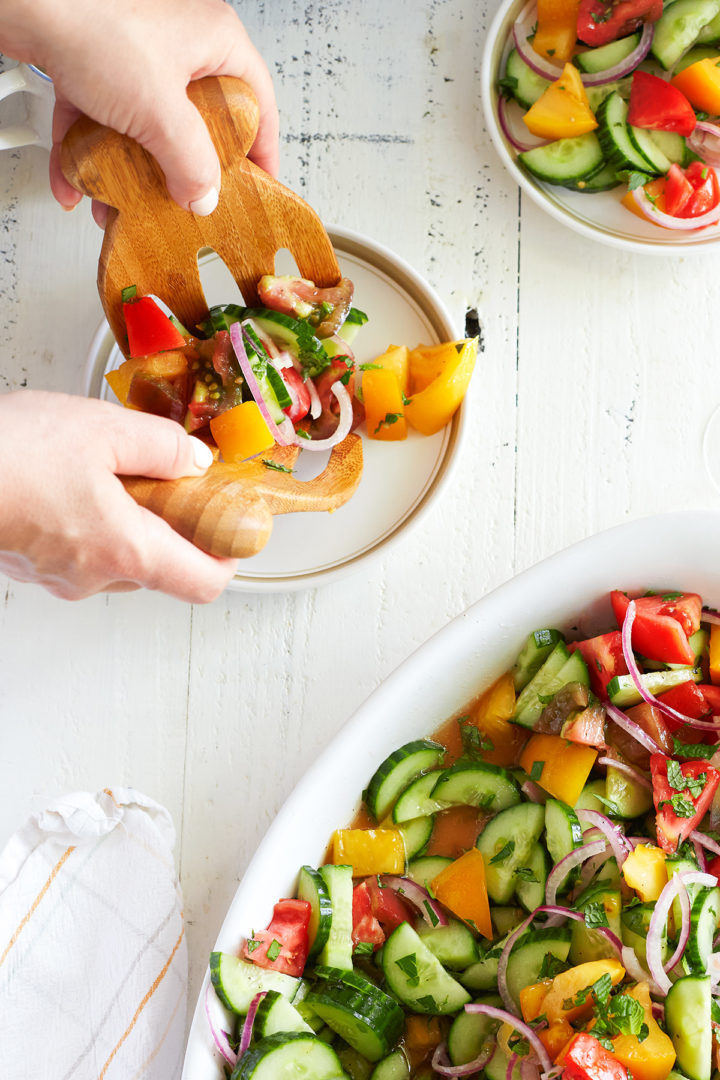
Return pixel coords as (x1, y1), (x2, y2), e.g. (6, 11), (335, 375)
(0, 62), (54, 152)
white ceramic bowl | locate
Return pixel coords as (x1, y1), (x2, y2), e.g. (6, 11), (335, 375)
(85, 226), (466, 593)
(481, 0), (720, 254)
(182, 508), (720, 1078)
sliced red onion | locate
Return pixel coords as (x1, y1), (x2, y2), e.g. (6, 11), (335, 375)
(306, 375), (322, 419)
(577, 847), (614, 893)
(464, 1004), (552, 1072)
(522, 1061), (541, 1080)
(229, 323), (291, 445)
(621, 601), (720, 731)
(688, 121), (720, 167)
(541, 1070), (564, 1080)
(378, 874), (448, 927)
(693, 836), (708, 872)
(291, 380), (353, 451)
(546, 839), (607, 904)
(431, 1039), (494, 1077)
(239, 991), (265, 1057)
(204, 984), (238, 1068)
(605, 702), (663, 756)
(646, 871), (716, 993)
(498, 95), (550, 153)
(621, 944), (663, 996)
(576, 810), (633, 867)
(507, 1053), (518, 1080)
(244, 318), (281, 359)
(703, 606), (720, 627)
(652, 1001), (665, 1020)
(631, 182), (720, 231)
(691, 829), (720, 857)
(578, 22), (653, 86)
(597, 756), (652, 790)
(521, 779), (548, 803)
(664, 881), (690, 974)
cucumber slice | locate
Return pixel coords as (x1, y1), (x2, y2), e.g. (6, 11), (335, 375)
(308, 967), (404, 1063)
(574, 778), (607, 816)
(365, 740), (446, 822)
(431, 761), (521, 812)
(475, 803), (546, 903)
(485, 1046), (523, 1080)
(319, 864), (354, 969)
(504, 48), (551, 109)
(697, 13), (720, 43)
(519, 133), (605, 186)
(646, 129), (689, 167)
(569, 883), (622, 965)
(297, 866), (333, 959)
(392, 771), (446, 823)
(575, 34), (640, 73)
(628, 125), (672, 174)
(512, 628), (565, 692)
(573, 162), (622, 193)
(607, 667), (699, 707)
(210, 952), (299, 1014)
(606, 766), (652, 818)
(407, 855), (453, 888)
(382, 921), (471, 1014)
(459, 938), (507, 991)
(416, 917), (480, 970)
(232, 1033), (347, 1079)
(596, 92), (658, 174)
(239, 308), (332, 378)
(685, 886), (720, 973)
(621, 901), (667, 966)
(665, 973), (712, 1080)
(337, 1046), (373, 1080)
(514, 842), (548, 913)
(253, 990), (313, 1038)
(396, 815), (434, 859)
(370, 1049), (410, 1080)
(667, 853), (703, 938)
(447, 992), (502, 1067)
(492, 906), (527, 937)
(506, 927), (572, 1008)
(544, 798), (583, 893)
(512, 641), (570, 728)
(651, 0), (720, 69)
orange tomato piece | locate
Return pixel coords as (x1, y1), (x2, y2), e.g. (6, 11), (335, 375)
(363, 368), (407, 441)
(520, 979), (552, 1022)
(404, 338), (477, 436)
(431, 848), (493, 938)
(523, 63), (597, 140)
(519, 732), (597, 806)
(105, 350), (189, 406)
(672, 58), (720, 115)
(369, 345), (410, 394)
(534, 0), (580, 62)
(209, 401), (274, 463)
(467, 672), (529, 767)
(408, 342), (463, 394)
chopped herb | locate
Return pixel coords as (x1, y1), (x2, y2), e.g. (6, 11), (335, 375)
(476, 792), (497, 811)
(339, 366), (353, 386)
(245, 935), (261, 954)
(374, 412), (403, 435)
(661, 592), (683, 601)
(583, 900), (610, 930)
(670, 793), (697, 818)
(539, 952), (568, 979)
(359, 362), (383, 371)
(673, 737), (717, 760)
(415, 994), (437, 1011)
(402, 392), (412, 406)
(666, 760), (706, 798)
(295, 428), (311, 440)
(530, 760), (545, 782)
(426, 881), (437, 900)
(563, 972), (613, 1011)
(354, 941), (374, 955)
(345, 307), (368, 326)
(593, 793), (621, 815)
(121, 284), (138, 303)
(617, 170), (653, 192)
(424, 900), (440, 927)
(490, 840), (515, 864)
(537, 693), (555, 704)
(508, 1033), (530, 1056)
(514, 866), (539, 883)
(458, 716), (494, 758)
(498, 74), (519, 99)
(261, 459), (293, 473)
(395, 953), (421, 986)
(547, 48), (555, 56)
(697, 112), (710, 121)
(266, 939), (282, 962)
(308, 300), (334, 327)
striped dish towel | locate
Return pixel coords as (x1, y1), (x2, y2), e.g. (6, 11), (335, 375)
(0, 789), (187, 1080)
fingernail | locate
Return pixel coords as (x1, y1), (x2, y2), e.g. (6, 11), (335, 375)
(189, 436), (214, 470)
(189, 186), (219, 216)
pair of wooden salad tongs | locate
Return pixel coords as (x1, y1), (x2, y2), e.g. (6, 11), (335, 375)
(60, 76), (362, 559)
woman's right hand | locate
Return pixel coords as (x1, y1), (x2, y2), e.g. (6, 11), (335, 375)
(0, 391), (237, 602)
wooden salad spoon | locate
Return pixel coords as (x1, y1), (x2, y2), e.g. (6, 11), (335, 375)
(60, 75), (363, 560)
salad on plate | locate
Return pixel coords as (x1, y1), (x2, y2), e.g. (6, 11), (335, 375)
(206, 588), (720, 1079)
(498, 0), (720, 230)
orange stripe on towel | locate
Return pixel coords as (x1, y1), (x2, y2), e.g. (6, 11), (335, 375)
(0, 845), (76, 969)
(98, 925), (185, 1080)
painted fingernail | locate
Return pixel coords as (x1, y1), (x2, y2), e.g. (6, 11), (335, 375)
(189, 186), (219, 216)
(189, 436), (214, 470)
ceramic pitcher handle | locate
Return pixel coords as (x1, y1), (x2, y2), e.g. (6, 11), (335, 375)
(0, 65), (51, 151)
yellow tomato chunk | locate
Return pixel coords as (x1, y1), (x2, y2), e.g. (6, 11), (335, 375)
(369, 345), (410, 394)
(331, 828), (405, 876)
(468, 672), (528, 767)
(611, 983), (676, 1080)
(404, 338), (477, 436)
(710, 624), (720, 685)
(672, 58), (720, 115)
(209, 401), (274, 463)
(431, 848), (493, 939)
(621, 844), (668, 903)
(519, 733), (597, 806)
(534, 0), (580, 63)
(541, 959), (625, 1024)
(523, 63), (598, 140)
(363, 368), (407, 441)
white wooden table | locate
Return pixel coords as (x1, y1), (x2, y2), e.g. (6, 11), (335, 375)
(1, 0), (719, 1031)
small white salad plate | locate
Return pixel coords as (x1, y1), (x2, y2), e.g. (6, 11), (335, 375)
(183, 509), (720, 1079)
(481, 0), (720, 254)
(85, 225), (464, 593)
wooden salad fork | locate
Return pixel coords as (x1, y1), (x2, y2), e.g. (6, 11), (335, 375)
(60, 75), (362, 559)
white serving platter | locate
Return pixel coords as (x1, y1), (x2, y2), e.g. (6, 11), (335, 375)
(482, 0), (720, 254)
(85, 226), (465, 593)
(182, 508), (720, 1079)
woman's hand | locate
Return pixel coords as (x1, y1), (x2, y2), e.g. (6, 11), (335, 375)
(0, 391), (237, 602)
(0, 0), (279, 219)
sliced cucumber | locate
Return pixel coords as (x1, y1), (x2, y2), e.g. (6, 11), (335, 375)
(573, 162), (621, 193)
(504, 48), (551, 109)
(319, 864), (354, 969)
(506, 927), (572, 1009)
(607, 667), (699, 707)
(382, 920), (471, 1014)
(298, 866), (333, 959)
(210, 952), (298, 1014)
(365, 740), (446, 822)
(651, 0), (720, 69)
(231, 1032), (347, 1079)
(574, 778), (607, 816)
(458, 940), (506, 991)
(492, 906), (527, 937)
(628, 125), (672, 174)
(370, 1049), (410, 1080)
(685, 886), (720, 974)
(621, 901), (667, 966)
(512, 641), (570, 728)
(475, 803), (546, 903)
(518, 133), (605, 187)
(337, 1046), (373, 1080)
(606, 765), (653, 818)
(430, 761), (521, 813)
(240, 307), (332, 379)
(308, 967), (404, 1063)
(665, 973), (712, 1080)
(485, 1046), (523, 1080)
(515, 842), (548, 913)
(253, 990), (313, 1038)
(575, 34), (640, 73)
(416, 917), (480, 970)
(392, 771), (446, 823)
(570, 883), (622, 965)
(544, 798), (583, 894)
(646, 129), (689, 167)
(407, 855), (453, 888)
(512, 628), (565, 692)
(447, 992), (502, 1067)
(596, 91), (658, 174)
(396, 815), (434, 859)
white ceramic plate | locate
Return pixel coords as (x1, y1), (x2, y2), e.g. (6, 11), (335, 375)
(481, 0), (720, 254)
(182, 508), (720, 1079)
(84, 226), (465, 592)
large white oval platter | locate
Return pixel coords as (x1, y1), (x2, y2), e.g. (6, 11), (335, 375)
(84, 226), (464, 592)
(183, 508), (720, 1078)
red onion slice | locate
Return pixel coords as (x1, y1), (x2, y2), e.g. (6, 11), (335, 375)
(621, 601), (720, 731)
(431, 1039), (495, 1077)
(307, 376), (322, 419)
(597, 755), (652, 790)
(204, 984), (238, 1067)
(576, 810), (633, 867)
(507, 1053), (519, 1080)
(621, 944), (663, 996)
(646, 871), (716, 993)
(521, 779), (548, 803)
(605, 702), (663, 755)
(688, 121), (720, 167)
(291, 380), (353, 451)
(578, 22), (654, 86)
(577, 847), (614, 893)
(464, 1004), (552, 1072)
(229, 323), (291, 445)
(631, 182), (720, 231)
(239, 991), (266, 1057)
(703, 606), (720, 627)
(498, 95), (550, 152)
(545, 839), (607, 904)
(378, 874), (448, 927)
(664, 881), (691, 973)
(691, 829), (720, 857)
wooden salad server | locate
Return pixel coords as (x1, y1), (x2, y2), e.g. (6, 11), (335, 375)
(60, 75), (362, 559)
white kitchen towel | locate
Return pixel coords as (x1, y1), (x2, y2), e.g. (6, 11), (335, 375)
(0, 789), (187, 1080)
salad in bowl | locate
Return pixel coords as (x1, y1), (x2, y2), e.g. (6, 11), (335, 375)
(203, 582), (720, 1080)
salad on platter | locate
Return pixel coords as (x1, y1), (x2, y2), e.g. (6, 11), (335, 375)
(104, 274), (477, 470)
(497, 0), (720, 230)
(207, 588), (720, 1080)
